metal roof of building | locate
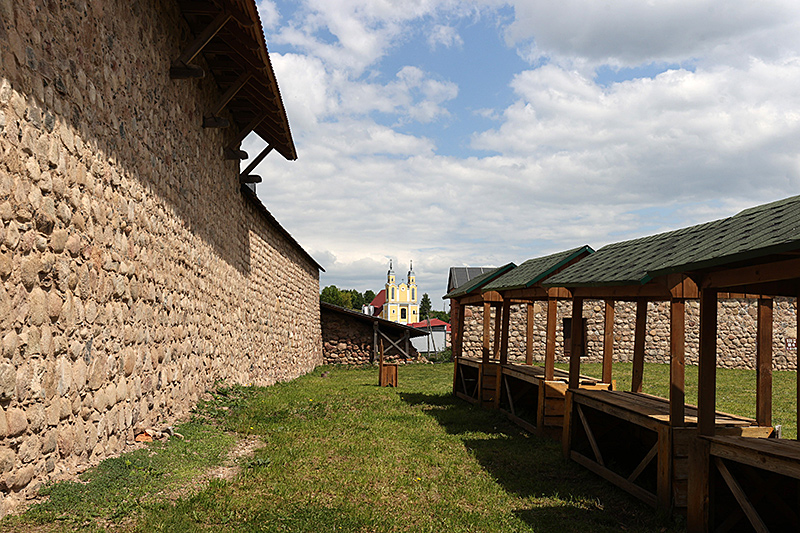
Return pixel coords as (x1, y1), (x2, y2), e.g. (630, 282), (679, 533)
(447, 267), (493, 293)
(482, 246), (593, 292)
(443, 263), (516, 299)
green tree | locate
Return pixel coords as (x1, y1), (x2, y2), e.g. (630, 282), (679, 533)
(345, 289), (365, 310)
(320, 285), (346, 307)
(430, 310), (450, 323)
(364, 290), (376, 304)
(419, 293), (432, 319)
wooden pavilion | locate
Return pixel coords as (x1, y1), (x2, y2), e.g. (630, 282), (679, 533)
(635, 195), (800, 532)
(477, 247), (611, 437)
(446, 263), (516, 408)
(542, 217), (775, 513)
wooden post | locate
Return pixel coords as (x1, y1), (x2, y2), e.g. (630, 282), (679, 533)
(756, 298), (773, 427)
(404, 330), (410, 361)
(482, 302), (491, 363)
(698, 288), (718, 437)
(493, 304), (502, 359)
(452, 301), (464, 395)
(373, 322), (379, 364)
(454, 301), (465, 360)
(632, 299), (648, 393)
(602, 300), (615, 384)
(545, 297), (557, 381)
(687, 436), (711, 532)
(797, 295), (800, 442)
(499, 300), (511, 365)
(670, 299), (686, 427)
(568, 298), (584, 389)
(526, 302), (534, 365)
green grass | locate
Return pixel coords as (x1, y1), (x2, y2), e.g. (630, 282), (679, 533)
(3, 364), (683, 533)
(556, 362), (797, 439)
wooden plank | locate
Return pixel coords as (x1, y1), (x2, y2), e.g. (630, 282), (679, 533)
(628, 441), (658, 483)
(572, 392), (666, 432)
(569, 298), (584, 389)
(526, 303), (534, 365)
(504, 376), (516, 416)
(707, 437), (800, 479)
(545, 297), (557, 380)
(632, 299), (647, 393)
(756, 298), (773, 427)
(482, 302), (491, 363)
(714, 458), (769, 533)
(701, 256), (800, 290)
(505, 412), (539, 435)
(602, 300), (614, 384)
(536, 383), (546, 430)
(670, 299), (686, 427)
(698, 289), (718, 437)
(571, 451), (658, 508)
(455, 391), (479, 405)
(577, 404), (605, 467)
(544, 401), (565, 417)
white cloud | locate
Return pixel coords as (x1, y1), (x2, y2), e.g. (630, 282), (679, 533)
(257, 0), (281, 30)
(504, 0), (800, 68)
(428, 24), (464, 50)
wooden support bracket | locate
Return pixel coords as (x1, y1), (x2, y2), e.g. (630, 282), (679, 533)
(241, 144), (274, 180)
(628, 442), (658, 483)
(239, 174), (261, 184)
(204, 71), (254, 127)
(577, 404), (604, 467)
(170, 11), (232, 79)
(224, 147), (248, 160)
(503, 376), (516, 416)
(714, 457), (769, 533)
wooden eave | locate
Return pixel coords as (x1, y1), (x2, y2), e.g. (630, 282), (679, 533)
(692, 255), (800, 297)
(175, 0), (297, 160)
(564, 274), (699, 301)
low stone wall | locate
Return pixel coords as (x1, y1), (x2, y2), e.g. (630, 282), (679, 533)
(321, 307), (422, 365)
(461, 298), (798, 370)
(0, 0), (322, 513)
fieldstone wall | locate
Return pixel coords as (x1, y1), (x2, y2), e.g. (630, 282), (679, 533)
(461, 298), (798, 370)
(0, 0), (322, 512)
(321, 307), (422, 365)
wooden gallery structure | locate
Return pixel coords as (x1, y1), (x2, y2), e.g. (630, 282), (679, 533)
(447, 263), (516, 407)
(448, 248), (610, 436)
(632, 196), (800, 532)
(541, 222), (775, 514)
(478, 247), (612, 437)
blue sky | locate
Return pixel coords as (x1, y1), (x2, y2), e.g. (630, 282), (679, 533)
(244, 0), (800, 310)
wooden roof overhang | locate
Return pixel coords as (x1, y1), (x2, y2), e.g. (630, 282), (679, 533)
(173, 0), (297, 179)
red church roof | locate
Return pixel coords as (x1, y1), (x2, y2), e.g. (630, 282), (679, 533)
(409, 318), (451, 331)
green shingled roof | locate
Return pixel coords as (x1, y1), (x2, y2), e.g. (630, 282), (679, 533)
(649, 194), (800, 276)
(443, 263), (516, 299)
(544, 194), (800, 288)
(482, 246), (593, 292)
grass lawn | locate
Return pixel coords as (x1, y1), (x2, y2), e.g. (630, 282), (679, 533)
(5, 361), (794, 532)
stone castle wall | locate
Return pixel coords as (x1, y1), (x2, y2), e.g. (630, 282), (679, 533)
(461, 298), (798, 370)
(0, 0), (322, 511)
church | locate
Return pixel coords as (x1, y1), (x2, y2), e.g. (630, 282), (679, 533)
(366, 261), (420, 325)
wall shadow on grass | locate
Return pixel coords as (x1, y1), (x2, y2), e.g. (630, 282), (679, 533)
(400, 391), (681, 533)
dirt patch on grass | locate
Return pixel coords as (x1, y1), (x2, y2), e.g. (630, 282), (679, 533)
(207, 435), (262, 481)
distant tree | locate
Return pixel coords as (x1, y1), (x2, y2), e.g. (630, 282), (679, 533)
(320, 285), (346, 307)
(430, 310), (450, 323)
(419, 293), (432, 319)
(345, 289), (365, 310)
(364, 290), (376, 304)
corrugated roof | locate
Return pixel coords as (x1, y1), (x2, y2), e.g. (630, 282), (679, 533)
(447, 267), (493, 293)
(443, 263), (516, 299)
(320, 302), (428, 337)
(482, 246), (593, 292)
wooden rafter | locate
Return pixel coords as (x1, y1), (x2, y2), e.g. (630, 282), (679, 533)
(170, 11), (232, 79)
(204, 71), (254, 126)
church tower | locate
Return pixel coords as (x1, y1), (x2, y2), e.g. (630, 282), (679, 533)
(379, 259), (418, 324)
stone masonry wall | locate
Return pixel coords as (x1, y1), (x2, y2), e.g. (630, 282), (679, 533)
(461, 298), (798, 371)
(0, 0), (322, 512)
(321, 308), (422, 365)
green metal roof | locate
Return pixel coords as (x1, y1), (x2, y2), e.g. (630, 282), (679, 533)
(649, 194), (800, 277)
(482, 246), (594, 292)
(443, 263), (516, 299)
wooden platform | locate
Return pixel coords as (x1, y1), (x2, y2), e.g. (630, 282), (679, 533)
(688, 436), (800, 532)
(564, 389), (773, 512)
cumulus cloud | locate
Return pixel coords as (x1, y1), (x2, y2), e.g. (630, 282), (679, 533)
(257, 0), (281, 30)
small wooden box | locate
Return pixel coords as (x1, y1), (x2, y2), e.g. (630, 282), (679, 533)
(379, 363), (398, 387)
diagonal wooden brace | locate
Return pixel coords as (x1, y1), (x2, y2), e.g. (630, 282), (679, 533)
(240, 144), (273, 178)
(203, 71), (253, 127)
(225, 111), (269, 159)
(170, 11), (232, 79)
